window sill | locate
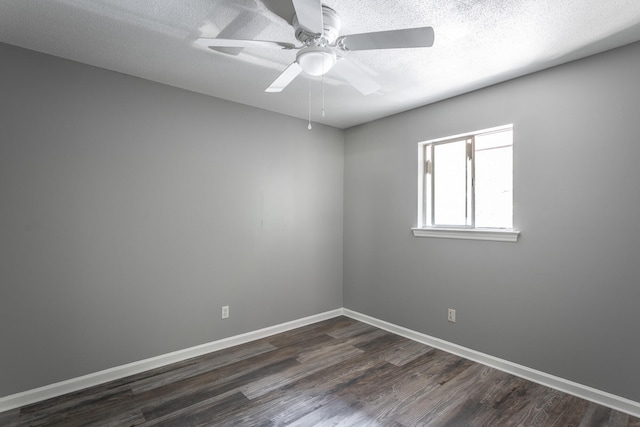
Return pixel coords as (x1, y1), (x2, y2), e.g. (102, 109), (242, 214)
(411, 227), (520, 242)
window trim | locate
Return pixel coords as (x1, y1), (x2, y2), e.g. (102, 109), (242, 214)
(415, 124), (519, 242)
(411, 227), (520, 242)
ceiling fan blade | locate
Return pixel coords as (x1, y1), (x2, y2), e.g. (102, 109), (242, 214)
(292, 0), (323, 34)
(331, 58), (381, 95)
(197, 38), (297, 50)
(338, 27), (434, 51)
(265, 62), (304, 93)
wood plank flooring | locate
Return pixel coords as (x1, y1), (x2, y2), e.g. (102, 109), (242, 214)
(3, 316), (639, 426)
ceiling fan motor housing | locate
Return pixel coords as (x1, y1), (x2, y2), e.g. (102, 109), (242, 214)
(293, 6), (341, 46)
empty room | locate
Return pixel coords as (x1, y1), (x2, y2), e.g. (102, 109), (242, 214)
(1, 0), (640, 425)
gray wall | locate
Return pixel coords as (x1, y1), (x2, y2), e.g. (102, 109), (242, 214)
(0, 43), (343, 397)
(344, 41), (640, 402)
(3, 36), (640, 404)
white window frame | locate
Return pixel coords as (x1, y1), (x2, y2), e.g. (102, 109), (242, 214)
(412, 124), (520, 242)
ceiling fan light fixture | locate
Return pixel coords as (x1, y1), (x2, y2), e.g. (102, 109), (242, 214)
(296, 47), (336, 76)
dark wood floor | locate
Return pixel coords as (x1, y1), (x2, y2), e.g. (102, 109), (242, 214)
(3, 316), (639, 426)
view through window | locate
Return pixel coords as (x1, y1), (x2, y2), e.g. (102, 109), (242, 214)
(418, 125), (513, 229)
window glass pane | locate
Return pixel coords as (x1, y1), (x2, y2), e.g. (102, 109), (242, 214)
(475, 129), (512, 151)
(475, 145), (512, 228)
(433, 140), (468, 226)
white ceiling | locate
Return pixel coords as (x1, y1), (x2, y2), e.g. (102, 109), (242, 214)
(2, 0), (640, 129)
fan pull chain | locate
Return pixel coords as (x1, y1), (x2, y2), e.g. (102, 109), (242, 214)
(322, 55), (326, 117)
(322, 73), (325, 117)
(307, 77), (312, 130)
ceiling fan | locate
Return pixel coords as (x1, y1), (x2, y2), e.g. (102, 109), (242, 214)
(197, 0), (434, 95)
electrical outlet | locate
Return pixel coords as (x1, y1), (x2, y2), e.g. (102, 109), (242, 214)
(448, 308), (456, 323)
(221, 305), (229, 319)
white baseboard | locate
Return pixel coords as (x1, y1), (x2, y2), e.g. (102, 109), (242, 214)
(343, 308), (640, 418)
(3, 308), (639, 418)
(0, 309), (344, 413)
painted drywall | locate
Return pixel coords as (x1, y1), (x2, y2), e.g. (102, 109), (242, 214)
(343, 41), (640, 402)
(0, 42), (343, 397)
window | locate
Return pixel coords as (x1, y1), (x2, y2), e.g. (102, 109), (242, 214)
(413, 125), (519, 242)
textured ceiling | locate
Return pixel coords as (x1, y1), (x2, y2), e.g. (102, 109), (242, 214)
(1, 0), (640, 128)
